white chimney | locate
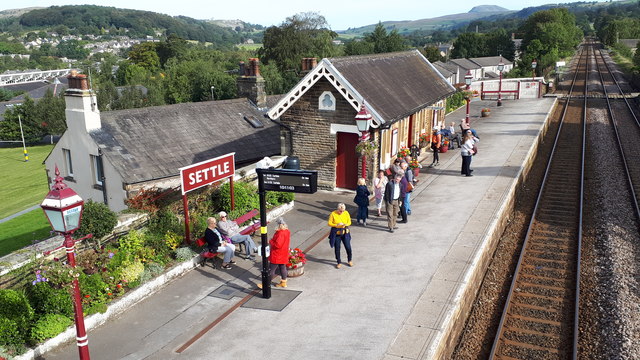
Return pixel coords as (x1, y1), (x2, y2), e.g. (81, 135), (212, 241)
(64, 70), (101, 133)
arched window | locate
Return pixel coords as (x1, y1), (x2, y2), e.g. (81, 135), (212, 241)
(318, 91), (336, 111)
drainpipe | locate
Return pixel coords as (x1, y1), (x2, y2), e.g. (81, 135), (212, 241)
(98, 148), (108, 205)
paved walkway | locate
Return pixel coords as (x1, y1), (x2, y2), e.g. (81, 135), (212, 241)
(0, 204), (40, 224)
(43, 97), (556, 360)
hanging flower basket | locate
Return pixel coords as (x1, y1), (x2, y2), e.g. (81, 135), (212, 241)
(397, 147), (411, 158)
(355, 140), (376, 157)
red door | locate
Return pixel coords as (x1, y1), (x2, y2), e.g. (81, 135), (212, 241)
(336, 132), (359, 189)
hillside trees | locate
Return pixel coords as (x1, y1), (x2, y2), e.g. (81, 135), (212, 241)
(343, 23), (407, 56)
(451, 33), (487, 59)
(0, 91), (66, 142)
(260, 12), (340, 90)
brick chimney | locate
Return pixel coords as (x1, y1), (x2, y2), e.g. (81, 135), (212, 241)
(65, 70), (101, 133)
(300, 57), (317, 76)
(237, 58), (266, 108)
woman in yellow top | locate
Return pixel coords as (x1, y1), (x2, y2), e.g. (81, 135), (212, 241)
(327, 202), (353, 269)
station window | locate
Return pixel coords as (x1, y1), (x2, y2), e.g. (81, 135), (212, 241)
(318, 91), (336, 111)
(91, 155), (104, 186)
(63, 149), (73, 178)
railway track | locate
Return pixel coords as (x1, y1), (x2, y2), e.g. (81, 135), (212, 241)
(593, 47), (640, 219)
(489, 44), (589, 360)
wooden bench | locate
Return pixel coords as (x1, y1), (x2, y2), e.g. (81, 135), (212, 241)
(196, 209), (262, 265)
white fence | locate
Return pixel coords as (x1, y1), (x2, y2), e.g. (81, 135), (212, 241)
(0, 69), (72, 86)
(470, 77), (545, 100)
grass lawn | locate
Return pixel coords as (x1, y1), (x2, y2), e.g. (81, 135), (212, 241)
(0, 144), (53, 219)
(0, 208), (52, 257)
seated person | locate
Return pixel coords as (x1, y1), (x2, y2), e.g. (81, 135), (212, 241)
(217, 211), (258, 260)
(204, 217), (235, 269)
(448, 122), (461, 149)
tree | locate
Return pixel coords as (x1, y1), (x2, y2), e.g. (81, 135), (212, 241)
(633, 41), (640, 69)
(485, 29), (516, 61)
(156, 34), (188, 67)
(451, 33), (487, 59)
(128, 42), (160, 72)
(34, 89), (66, 135)
(422, 46), (443, 63)
(0, 97), (43, 143)
(260, 12), (339, 77)
(56, 39), (89, 60)
(364, 23), (407, 54)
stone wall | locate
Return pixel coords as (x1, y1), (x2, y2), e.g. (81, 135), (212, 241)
(280, 78), (359, 189)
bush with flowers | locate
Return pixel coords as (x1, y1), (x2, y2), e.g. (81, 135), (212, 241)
(481, 108), (491, 113)
(409, 158), (421, 170)
(286, 248), (307, 269)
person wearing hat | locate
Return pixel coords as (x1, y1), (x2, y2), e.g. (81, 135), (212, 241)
(258, 217), (291, 288)
(217, 211), (258, 260)
(429, 127), (442, 167)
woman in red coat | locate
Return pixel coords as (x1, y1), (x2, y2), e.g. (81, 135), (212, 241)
(260, 217), (291, 288)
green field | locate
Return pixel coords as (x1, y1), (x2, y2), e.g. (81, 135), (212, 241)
(0, 144), (53, 219)
(0, 209), (52, 257)
(236, 43), (263, 51)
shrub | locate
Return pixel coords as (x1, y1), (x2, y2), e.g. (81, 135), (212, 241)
(25, 282), (73, 318)
(141, 234), (171, 265)
(29, 314), (72, 344)
(175, 247), (197, 262)
(0, 289), (34, 342)
(78, 273), (109, 307)
(118, 230), (144, 261)
(84, 302), (107, 316)
(139, 262), (164, 284)
(164, 231), (181, 250)
(119, 260), (144, 285)
(0, 316), (23, 352)
(276, 191), (295, 204)
(211, 181), (259, 215)
(148, 209), (182, 235)
(75, 200), (118, 240)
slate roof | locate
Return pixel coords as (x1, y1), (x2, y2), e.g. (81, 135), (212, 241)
(432, 62), (454, 79)
(448, 58), (482, 71)
(327, 50), (456, 124)
(469, 56), (512, 67)
(90, 97), (281, 184)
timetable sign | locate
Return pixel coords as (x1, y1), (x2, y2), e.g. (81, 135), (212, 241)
(258, 168), (318, 194)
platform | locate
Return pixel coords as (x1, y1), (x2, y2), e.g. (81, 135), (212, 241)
(42, 97), (557, 360)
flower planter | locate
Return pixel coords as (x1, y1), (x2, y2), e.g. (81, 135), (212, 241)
(481, 111), (490, 117)
(286, 263), (305, 277)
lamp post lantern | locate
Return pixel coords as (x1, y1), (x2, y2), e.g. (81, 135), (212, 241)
(497, 57), (504, 107)
(210, 85), (215, 100)
(531, 59), (537, 80)
(40, 166), (90, 360)
(355, 102), (373, 179)
(464, 71), (473, 125)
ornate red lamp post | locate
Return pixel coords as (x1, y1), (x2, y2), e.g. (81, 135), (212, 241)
(40, 166), (90, 360)
(531, 59), (537, 80)
(355, 102), (373, 179)
(464, 70), (473, 125)
(497, 57), (504, 107)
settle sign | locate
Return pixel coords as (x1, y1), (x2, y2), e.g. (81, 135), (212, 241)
(257, 168), (317, 194)
(179, 153), (235, 194)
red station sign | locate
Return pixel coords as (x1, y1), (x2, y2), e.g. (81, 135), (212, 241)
(179, 153), (235, 195)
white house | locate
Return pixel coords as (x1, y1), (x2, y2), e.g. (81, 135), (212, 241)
(44, 64), (282, 212)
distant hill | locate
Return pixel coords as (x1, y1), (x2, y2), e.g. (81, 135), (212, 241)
(4, 5), (244, 47)
(338, 6), (513, 35)
(0, 7), (43, 19)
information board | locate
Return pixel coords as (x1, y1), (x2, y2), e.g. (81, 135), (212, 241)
(257, 168), (317, 194)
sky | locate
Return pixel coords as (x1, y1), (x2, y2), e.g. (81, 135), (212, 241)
(5, 0), (608, 31)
